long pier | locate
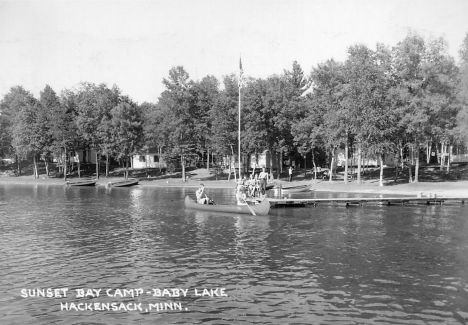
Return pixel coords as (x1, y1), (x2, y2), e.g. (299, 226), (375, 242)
(265, 196), (467, 207)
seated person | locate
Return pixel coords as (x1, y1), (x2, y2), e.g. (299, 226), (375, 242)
(236, 185), (248, 205)
(196, 183), (209, 204)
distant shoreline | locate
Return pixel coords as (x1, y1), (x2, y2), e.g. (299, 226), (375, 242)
(1, 175), (468, 198)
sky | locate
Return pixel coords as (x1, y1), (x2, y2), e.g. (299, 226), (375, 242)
(1, 0), (468, 104)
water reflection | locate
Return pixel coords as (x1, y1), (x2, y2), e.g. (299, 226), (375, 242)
(0, 184), (467, 324)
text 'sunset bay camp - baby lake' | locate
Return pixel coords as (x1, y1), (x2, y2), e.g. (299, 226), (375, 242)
(1, 184), (468, 324)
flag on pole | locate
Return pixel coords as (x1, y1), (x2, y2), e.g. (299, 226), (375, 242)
(238, 57), (244, 89)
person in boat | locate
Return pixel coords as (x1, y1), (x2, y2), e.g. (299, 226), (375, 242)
(258, 167), (269, 197)
(196, 183), (212, 204)
(236, 184), (248, 205)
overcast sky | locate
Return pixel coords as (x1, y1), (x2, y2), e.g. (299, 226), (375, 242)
(1, 0), (468, 104)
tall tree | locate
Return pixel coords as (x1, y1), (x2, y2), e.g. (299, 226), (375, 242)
(110, 98), (144, 179)
(310, 59), (347, 182)
(157, 66), (197, 181)
(75, 83), (120, 179)
(143, 101), (168, 173)
(393, 33), (430, 182)
(292, 95), (324, 181)
(210, 75), (238, 178)
(191, 75), (219, 169)
(242, 77), (271, 175)
(1, 86), (38, 175)
(38, 85), (60, 177)
(60, 89), (85, 178)
(455, 32), (468, 151)
(393, 33), (459, 181)
(343, 44), (397, 186)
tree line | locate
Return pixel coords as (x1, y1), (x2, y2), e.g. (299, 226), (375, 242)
(1, 31), (467, 184)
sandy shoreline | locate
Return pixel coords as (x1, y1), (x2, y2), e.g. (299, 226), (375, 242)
(1, 175), (468, 198)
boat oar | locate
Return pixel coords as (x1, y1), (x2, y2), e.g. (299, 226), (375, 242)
(241, 198), (256, 216)
(205, 194), (216, 205)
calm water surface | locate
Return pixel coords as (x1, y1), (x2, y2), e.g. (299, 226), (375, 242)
(1, 184), (468, 325)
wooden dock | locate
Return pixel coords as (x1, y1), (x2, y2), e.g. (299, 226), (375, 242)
(265, 196), (467, 207)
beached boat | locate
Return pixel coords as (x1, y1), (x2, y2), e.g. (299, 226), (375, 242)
(184, 196), (270, 216)
(65, 178), (97, 186)
(106, 178), (139, 187)
(275, 184), (313, 193)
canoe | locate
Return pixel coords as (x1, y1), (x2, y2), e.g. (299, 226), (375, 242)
(275, 184), (313, 193)
(184, 196), (270, 216)
(66, 178), (97, 186)
(106, 178), (139, 187)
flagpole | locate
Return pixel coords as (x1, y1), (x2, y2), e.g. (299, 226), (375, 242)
(238, 82), (241, 181)
(238, 57), (243, 181)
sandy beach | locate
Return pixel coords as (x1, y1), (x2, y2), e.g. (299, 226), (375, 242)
(1, 172), (468, 198)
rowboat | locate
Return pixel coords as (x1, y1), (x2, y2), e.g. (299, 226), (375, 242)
(275, 184), (313, 193)
(106, 178), (139, 187)
(65, 178), (97, 186)
(184, 196), (270, 216)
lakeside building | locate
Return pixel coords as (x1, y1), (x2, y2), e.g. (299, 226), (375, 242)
(451, 144), (468, 163)
(336, 149), (395, 167)
(249, 150), (279, 169)
(132, 147), (166, 169)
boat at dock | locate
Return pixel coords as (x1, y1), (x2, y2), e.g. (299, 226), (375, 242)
(184, 196), (270, 216)
(275, 184), (313, 193)
(265, 183), (275, 190)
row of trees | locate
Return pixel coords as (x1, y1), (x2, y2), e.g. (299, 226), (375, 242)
(0, 83), (142, 179)
(1, 31), (467, 184)
(145, 32), (468, 185)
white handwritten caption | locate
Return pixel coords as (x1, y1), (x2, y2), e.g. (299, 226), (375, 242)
(20, 288), (228, 313)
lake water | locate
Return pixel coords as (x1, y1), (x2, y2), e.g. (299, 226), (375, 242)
(1, 184), (468, 325)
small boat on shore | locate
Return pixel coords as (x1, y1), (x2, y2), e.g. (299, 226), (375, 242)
(106, 178), (139, 188)
(184, 196), (270, 216)
(65, 178), (97, 187)
(275, 184), (313, 193)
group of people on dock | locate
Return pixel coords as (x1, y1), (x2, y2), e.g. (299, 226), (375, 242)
(235, 167), (269, 205)
(195, 167), (271, 206)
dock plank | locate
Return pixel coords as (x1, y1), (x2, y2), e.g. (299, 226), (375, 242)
(268, 196), (467, 207)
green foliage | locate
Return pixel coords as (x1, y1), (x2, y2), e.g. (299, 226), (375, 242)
(1, 87), (39, 160)
(456, 32), (468, 144)
(110, 99), (143, 158)
(75, 83), (121, 153)
(309, 59), (347, 153)
(210, 75), (238, 156)
(157, 67), (197, 157)
(1, 30), (467, 185)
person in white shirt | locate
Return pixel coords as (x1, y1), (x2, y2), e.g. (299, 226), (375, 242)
(236, 185), (247, 205)
(196, 184), (209, 204)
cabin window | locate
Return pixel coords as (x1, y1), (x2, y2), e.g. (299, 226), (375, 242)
(154, 155), (159, 162)
(139, 155), (146, 162)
